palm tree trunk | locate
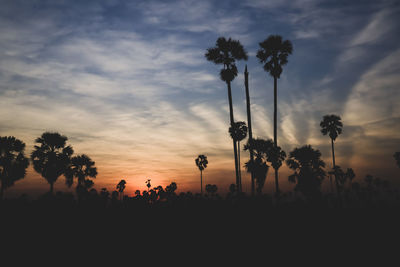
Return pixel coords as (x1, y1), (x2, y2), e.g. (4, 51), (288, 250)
(274, 76), (277, 146)
(245, 65), (255, 196)
(227, 81), (241, 193)
(200, 170), (203, 195)
(50, 182), (54, 194)
(238, 141), (242, 191)
(274, 168), (279, 194)
(331, 138), (339, 193)
(273, 76), (280, 195)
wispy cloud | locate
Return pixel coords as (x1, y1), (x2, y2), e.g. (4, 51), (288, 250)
(1, 0), (399, 196)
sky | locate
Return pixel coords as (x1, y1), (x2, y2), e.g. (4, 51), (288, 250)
(1, 0), (399, 197)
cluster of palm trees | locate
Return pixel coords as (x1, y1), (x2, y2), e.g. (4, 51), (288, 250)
(205, 35), (294, 196)
(0, 132), (98, 199)
(204, 35), (375, 198)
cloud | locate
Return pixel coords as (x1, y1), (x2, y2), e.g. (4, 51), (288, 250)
(343, 48), (400, 125)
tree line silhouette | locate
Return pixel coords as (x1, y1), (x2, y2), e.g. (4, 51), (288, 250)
(1, 35), (399, 210)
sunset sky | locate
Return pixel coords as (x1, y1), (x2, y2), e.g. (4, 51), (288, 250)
(1, 0), (399, 197)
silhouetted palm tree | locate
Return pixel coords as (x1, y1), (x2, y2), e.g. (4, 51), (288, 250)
(117, 179), (127, 201)
(266, 145), (286, 195)
(244, 65), (255, 196)
(229, 121), (247, 191)
(66, 154), (97, 189)
(256, 35), (293, 193)
(394, 152), (400, 168)
(31, 132), (73, 193)
(205, 37), (248, 192)
(286, 145), (326, 199)
(0, 136), (29, 199)
(195, 155), (208, 195)
(244, 138), (273, 194)
(145, 179), (151, 191)
(320, 114), (343, 192)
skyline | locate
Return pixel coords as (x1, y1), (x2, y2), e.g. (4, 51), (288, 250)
(1, 0), (400, 197)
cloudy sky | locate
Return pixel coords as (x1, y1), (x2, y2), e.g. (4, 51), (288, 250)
(1, 0), (399, 197)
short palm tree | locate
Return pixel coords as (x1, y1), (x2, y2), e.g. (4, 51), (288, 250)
(244, 138), (273, 195)
(66, 154), (97, 198)
(195, 154), (208, 195)
(0, 136), (29, 199)
(266, 145), (286, 195)
(229, 121), (247, 192)
(286, 145), (326, 199)
(205, 37), (248, 192)
(256, 35), (293, 193)
(320, 114), (343, 192)
(31, 132), (74, 193)
(117, 179), (127, 201)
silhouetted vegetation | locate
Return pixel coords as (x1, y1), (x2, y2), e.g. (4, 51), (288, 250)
(195, 155), (208, 195)
(1, 35), (399, 215)
(257, 35), (293, 198)
(320, 114), (343, 193)
(286, 145), (326, 200)
(0, 136), (29, 199)
(31, 132), (73, 193)
(205, 37), (248, 193)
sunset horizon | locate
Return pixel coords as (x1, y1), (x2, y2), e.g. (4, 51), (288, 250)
(1, 0), (399, 200)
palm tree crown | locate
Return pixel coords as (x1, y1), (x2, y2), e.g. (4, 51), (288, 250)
(267, 145), (286, 171)
(66, 154), (97, 188)
(320, 114), (343, 141)
(31, 132), (73, 193)
(117, 179), (126, 193)
(256, 35), (293, 79)
(229, 121), (248, 142)
(286, 145), (326, 198)
(0, 136), (29, 198)
(205, 37), (248, 82)
(195, 155), (208, 171)
(244, 138), (274, 194)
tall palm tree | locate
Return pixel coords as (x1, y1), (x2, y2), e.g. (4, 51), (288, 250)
(244, 65), (255, 196)
(286, 145), (326, 199)
(256, 35), (293, 194)
(205, 37), (248, 192)
(117, 179), (126, 201)
(320, 114), (343, 192)
(0, 136), (29, 199)
(229, 121), (247, 192)
(66, 154), (97, 187)
(195, 154), (208, 195)
(244, 138), (273, 195)
(266, 145), (286, 195)
(31, 132), (74, 194)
